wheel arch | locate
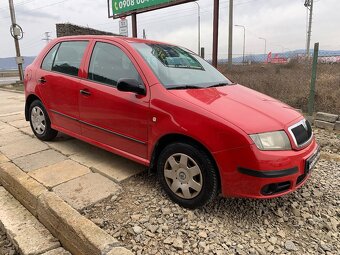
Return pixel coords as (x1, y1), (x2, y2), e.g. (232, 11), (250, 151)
(150, 133), (221, 189)
(25, 94), (41, 121)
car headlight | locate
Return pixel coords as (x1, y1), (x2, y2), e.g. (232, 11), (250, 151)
(249, 131), (291, 151)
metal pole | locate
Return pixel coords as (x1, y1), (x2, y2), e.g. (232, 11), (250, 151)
(235, 25), (245, 63)
(228, 0), (233, 67)
(305, 0), (314, 57)
(308, 42), (319, 116)
(132, 13), (137, 38)
(259, 37), (267, 55)
(193, 2), (201, 55)
(8, 0), (23, 82)
(212, 0), (219, 68)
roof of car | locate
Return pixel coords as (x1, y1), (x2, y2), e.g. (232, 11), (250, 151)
(54, 35), (168, 45)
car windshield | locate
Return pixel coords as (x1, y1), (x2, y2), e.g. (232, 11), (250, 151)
(131, 43), (232, 89)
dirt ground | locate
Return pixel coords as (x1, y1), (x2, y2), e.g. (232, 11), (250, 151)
(83, 129), (340, 255)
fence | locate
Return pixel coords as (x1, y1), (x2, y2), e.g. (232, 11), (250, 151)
(217, 56), (340, 115)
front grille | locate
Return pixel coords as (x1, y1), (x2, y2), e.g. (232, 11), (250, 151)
(289, 119), (313, 148)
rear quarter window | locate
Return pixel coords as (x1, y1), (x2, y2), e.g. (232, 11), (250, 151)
(41, 43), (60, 71)
(51, 41), (88, 76)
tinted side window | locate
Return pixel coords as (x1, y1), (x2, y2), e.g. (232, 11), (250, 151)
(88, 42), (141, 86)
(52, 41), (88, 76)
(41, 43), (60, 71)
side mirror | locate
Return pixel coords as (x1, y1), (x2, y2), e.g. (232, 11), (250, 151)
(117, 78), (145, 95)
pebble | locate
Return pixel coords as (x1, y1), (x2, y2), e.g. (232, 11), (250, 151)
(172, 238), (183, 250)
(285, 240), (298, 251)
(132, 226), (143, 234)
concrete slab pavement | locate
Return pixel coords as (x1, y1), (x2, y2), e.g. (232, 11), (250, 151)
(0, 90), (24, 116)
(53, 173), (121, 211)
(70, 145), (145, 182)
(0, 130), (28, 147)
(29, 160), (91, 189)
(0, 136), (49, 159)
(13, 149), (67, 172)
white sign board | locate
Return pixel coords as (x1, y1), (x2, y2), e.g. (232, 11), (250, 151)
(119, 19), (128, 37)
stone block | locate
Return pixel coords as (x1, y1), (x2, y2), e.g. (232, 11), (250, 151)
(0, 187), (60, 255)
(335, 121), (340, 131)
(314, 120), (335, 130)
(0, 162), (46, 216)
(37, 191), (119, 255)
(315, 112), (339, 123)
(29, 160), (91, 189)
(53, 173), (121, 211)
(13, 149), (67, 172)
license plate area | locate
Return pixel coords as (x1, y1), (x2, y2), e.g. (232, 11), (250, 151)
(305, 146), (321, 175)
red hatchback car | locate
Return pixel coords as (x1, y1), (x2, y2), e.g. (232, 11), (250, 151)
(24, 36), (320, 208)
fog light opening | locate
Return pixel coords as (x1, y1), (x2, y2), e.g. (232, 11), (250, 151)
(261, 181), (291, 195)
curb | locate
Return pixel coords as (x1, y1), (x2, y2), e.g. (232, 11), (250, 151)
(0, 161), (133, 255)
(0, 87), (24, 94)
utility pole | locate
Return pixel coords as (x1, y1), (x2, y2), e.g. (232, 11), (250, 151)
(42, 32), (51, 45)
(132, 13), (137, 37)
(235, 25), (245, 64)
(259, 37), (267, 56)
(305, 0), (314, 57)
(8, 0), (24, 82)
(212, 0), (219, 67)
(193, 1), (201, 55)
(228, 0), (233, 67)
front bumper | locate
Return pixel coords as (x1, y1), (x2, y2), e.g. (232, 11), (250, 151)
(213, 138), (319, 198)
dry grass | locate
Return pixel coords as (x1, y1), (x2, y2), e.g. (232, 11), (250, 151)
(219, 62), (340, 114)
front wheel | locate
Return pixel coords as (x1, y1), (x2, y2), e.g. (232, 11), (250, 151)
(29, 100), (58, 141)
(157, 143), (219, 209)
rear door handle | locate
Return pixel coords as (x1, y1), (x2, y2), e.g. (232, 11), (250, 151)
(80, 89), (91, 96)
(38, 77), (46, 83)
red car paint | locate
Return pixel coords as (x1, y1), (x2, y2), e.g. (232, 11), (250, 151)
(24, 36), (318, 199)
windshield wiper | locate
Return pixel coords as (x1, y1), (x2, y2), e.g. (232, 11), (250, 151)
(207, 83), (230, 88)
(168, 85), (202, 90)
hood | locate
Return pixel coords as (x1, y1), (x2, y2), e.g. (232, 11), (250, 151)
(168, 84), (301, 134)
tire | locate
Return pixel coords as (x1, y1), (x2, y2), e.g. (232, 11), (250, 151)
(157, 142), (219, 209)
(29, 100), (58, 141)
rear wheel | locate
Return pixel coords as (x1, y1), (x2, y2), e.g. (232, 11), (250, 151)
(29, 100), (58, 141)
(157, 142), (219, 209)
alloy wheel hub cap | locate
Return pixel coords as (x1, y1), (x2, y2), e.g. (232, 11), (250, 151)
(164, 153), (203, 199)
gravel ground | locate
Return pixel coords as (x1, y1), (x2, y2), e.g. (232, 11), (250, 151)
(0, 228), (17, 255)
(83, 128), (340, 255)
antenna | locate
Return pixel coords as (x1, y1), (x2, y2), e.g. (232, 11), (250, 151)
(42, 32), (51, 44)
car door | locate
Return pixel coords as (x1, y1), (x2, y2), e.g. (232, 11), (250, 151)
(79, 41), (149, 160)
(37, 40), (88, 134)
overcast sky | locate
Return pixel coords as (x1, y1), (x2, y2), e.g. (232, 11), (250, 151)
(0, 0), (338, 58)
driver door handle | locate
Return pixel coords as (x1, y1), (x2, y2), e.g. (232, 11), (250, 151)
(38, 77), (46, 83)
(80, 89), (91, 96)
